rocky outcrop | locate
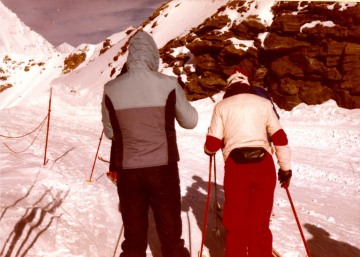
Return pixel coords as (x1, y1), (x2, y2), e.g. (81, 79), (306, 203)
(265, 2), (360, 109)
(63, 51), (87, 74)
(160, 1), (360, 110)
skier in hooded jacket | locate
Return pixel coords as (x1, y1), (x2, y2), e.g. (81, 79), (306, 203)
(101, 31), (198, 257)
(204, 68), (292, 257)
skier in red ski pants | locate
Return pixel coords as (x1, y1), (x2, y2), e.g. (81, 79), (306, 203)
(204, 68), (292, 257)
(222, 153), (276, 257)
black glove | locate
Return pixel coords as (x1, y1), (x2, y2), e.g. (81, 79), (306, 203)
(278, 169), (292, 188)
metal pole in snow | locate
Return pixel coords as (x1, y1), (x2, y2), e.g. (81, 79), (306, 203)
(43, 87), (52, 165)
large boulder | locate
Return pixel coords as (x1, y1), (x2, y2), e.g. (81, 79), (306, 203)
(159, 1), (360, 109)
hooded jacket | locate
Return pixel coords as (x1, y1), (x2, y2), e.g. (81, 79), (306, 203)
(101, 31), (198, 169)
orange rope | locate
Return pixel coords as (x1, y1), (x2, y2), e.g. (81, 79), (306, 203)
(2, 117), (47, 154)
(0, 115), (48, 139)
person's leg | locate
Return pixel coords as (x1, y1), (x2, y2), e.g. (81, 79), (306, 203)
(118, 169), (149, 257)
(247, 153), (276, 257)
(223, 158), (252, 257)
(147, 163), (190, 257)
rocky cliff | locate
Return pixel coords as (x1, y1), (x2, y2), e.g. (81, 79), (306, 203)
(159, 1), (360, 110)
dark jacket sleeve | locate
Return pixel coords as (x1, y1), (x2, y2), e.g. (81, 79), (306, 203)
(101, 91), (114, 139)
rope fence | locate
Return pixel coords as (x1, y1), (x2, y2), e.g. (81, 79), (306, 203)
(0, 87), (126, 255)
(0, 87), (104, 182)
(1, 115), (48, 154)
(0, 115), (48, 139)
(0, 88), (52, 163)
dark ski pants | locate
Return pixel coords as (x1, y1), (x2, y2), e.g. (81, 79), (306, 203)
(223, 152), (276, 257)
(117, 163), (190, 257)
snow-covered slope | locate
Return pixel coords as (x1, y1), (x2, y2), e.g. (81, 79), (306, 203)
(51, 0), (233, 107)
(0, 0), (231, 110)
(0, 1), (56, 55)
(1, 1), (360, 257)
(1, 93), (359, 257)
(143, 0), (229, 47)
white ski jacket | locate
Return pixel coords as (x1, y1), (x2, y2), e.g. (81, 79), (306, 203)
(205, 92), (291, 171)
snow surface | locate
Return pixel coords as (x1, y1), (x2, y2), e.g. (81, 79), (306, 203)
(1, 83), (360, 257)
(1, 0), (360, 257)
(300, 21), (336, 33)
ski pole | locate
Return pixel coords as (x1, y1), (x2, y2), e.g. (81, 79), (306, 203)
(199, 155), (213, 257)
(87, 129), (104, 182)
(284, 183), (312, 257)
(112, 224), (124, 257)
(213, 154), (221, 237)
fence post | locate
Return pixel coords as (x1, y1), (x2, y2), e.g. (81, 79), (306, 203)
(43, 87), (52, 165)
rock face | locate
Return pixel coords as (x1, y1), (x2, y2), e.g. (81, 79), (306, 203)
(160, 1), (360, 110)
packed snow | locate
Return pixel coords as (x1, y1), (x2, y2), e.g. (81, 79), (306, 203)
(1, 80), (360, 257)
(1, 0), (360, 257)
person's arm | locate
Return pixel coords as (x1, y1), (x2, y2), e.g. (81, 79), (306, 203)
(101, 93), (114, 139)
(271, 128), (291, 171)
(267, 104), (291, 169)
(204, 135), (222, 156)
(204, 105), (223, 155)
(267, 107), (292, 187)
(175, 83), (198, 129)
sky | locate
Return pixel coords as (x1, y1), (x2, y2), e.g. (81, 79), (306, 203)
(1, 0), (360, 256)
(1, 0), (167, 47)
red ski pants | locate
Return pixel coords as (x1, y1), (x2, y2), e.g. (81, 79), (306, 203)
(223, 152), (276, 257)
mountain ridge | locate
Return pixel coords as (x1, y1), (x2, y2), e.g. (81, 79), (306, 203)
(0, 0), (228, 109)
(1, 0), (359, 110)
(0, 1), (56, 55)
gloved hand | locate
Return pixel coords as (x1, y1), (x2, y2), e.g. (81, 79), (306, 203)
(106, 171), (117, 185)
(278, 169), (292, 188)
(204, 145), (215, 157)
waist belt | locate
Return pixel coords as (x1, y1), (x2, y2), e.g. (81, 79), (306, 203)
(229, 147), (266, 164)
